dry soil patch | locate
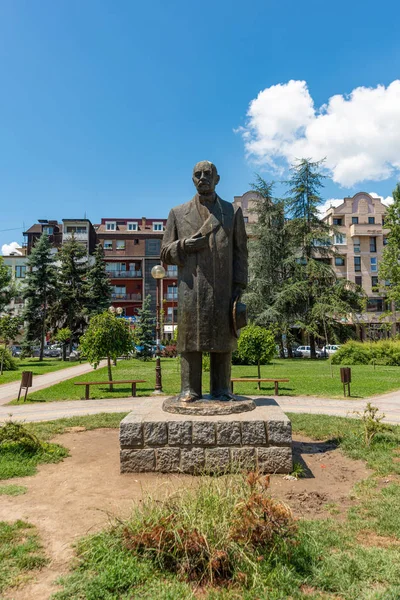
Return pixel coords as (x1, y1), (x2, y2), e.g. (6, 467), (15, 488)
(0, 429), (370, 600)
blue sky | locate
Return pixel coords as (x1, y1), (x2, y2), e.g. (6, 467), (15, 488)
(1, 0), (400, 251)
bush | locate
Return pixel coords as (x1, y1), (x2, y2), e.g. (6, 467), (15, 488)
(0, 348), (17, 371)
(332, 339), (400, 366)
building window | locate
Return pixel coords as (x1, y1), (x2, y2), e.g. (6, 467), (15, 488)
(335, 257), (345, 266)
(106, 222), (116, 231)
(112, 285), (126, 299)
(334, 233), (346, 245)
(353, 237), (360, 254)
(382, 216), (385, 226)
(153, 222), (163, 231)
(43, 226), (54, 234)
(127, 222), (138, 231)
(167, 285), (178, 300)
(352, 217), (359, 224)
(367, 298), (383, 312)
(15, 266), (26, 278)
(104, 241), (113, 250)
(370, 257), (377, 272)
(333, 218), (342, 226)
(369, 237), (377, 252)
(145, 239), (161, 256)
(355, 276), (362, 286)
(166, 265), (178, 277)
(243, 216), (249, 223)
(368, 217), (375, 224)
(116, 240), (126, 250)
(66, 226), (87, 234)
(383, 236), (388, 246)
(134, 239), (139, 245)
(371, 276), (379, 289)
(354, 257), (361, 272)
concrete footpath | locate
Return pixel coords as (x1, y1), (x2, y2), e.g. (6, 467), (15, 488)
(0, 361), (106, 406)
(1, 391), (399, 424)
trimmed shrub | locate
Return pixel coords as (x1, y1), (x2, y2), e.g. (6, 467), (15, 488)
(332, 339), (400, 366)
(0, 348), (17, 371)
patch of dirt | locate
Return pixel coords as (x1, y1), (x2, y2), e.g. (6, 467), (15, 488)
(0, 430), (371, 600)
(356, 531), (400, 548)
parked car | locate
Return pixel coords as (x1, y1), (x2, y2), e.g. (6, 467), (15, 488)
(320, 345), (341, 357)
(296, 345), (323, 358)
(11, 345), (22, 357)
(283, 346), (303, 358)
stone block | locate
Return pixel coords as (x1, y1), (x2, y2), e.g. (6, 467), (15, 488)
(192, 422), (216, 446)
(216, 421), (241, 446)
(241, 421), (267, 446)
(266, 421), (292, 446)
(180, 447), (205, 474)
(143, 422), (168, 446)
(168, 421), (192, 446)
(156, 448), (181, 472)
(231, 447), (256, 470)
(205, 447), (230, 473)
(119, 422), (143, 447)
(257, 447), (292, 474)
(120, 449), (155, 473)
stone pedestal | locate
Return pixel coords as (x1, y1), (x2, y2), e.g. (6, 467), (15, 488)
(120, 397), (292, 475)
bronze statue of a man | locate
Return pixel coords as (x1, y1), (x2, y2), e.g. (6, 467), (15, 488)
(161, 161), (248, 401)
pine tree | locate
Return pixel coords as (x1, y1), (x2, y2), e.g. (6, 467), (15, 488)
(284, 159), (362, 356)
(85, 243), (112, 316)
(48, 235), (88, 350)
(23, 233), (57, 361)
(133, 294), (155, 360)
(245, 177), (294, 356)
(379, 183), (400, 335)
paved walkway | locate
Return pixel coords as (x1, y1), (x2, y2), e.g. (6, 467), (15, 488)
(1, 391), (399, 424)
(0, 361), (106, 406)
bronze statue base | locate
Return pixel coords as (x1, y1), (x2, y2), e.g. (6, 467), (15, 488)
(162, 395), (256, 416)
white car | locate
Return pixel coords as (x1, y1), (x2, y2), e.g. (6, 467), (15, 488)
(320, 345), (341, 357)
(297, 345), (323, 358)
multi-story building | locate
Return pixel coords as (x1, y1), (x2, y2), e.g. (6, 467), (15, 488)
(2, 245), (28, 316)
(233, 190), (259, 236)
(323, 191), (392, 339)
(62, 219), (97, 256)
(23, 220), (62, 254)
(96, 217), (178, 338)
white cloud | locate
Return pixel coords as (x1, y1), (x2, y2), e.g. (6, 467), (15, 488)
(239, 80), (400, 187)
(1, 242), (23, 256)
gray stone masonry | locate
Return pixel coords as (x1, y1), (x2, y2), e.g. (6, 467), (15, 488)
(120, 398), (292, 475)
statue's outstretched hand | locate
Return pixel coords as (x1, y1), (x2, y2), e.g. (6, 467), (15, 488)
(184, 233), (208, 253)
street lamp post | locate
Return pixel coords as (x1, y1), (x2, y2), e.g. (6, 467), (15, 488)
(151, 264), (166, 394)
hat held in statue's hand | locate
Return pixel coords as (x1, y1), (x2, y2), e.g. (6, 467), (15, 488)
(232, 297), (247, 338)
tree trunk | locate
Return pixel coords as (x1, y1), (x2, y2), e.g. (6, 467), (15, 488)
(257, 360), (261, 389)
(279, 337), (285, 359)
(62, 344), (67, 362)
(40, 296), (47, 362)
(0, 343), (6, 375)
(107, 356), (113, 391)
(310, 333), (317, 359)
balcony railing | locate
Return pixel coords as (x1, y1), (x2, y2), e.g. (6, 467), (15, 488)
(349, 223), (388, 237)
(111, 293), (142, 301)
(107, 270), (142, 278)
(63, 233), (88, 241)
(165, 293), (178, 301)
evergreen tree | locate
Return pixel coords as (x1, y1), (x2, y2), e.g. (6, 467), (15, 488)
(85, 243), (112, 316)
(49, 235), (88, 349)
(284, 159), (362, 356)
(0, 315), (21, 374)
(245, 177), (294, 356)
(379, 183), (400, 334)
(0, 256), (13, 313)
(133, 294), (155, 360)
(23, 233), (57, 361)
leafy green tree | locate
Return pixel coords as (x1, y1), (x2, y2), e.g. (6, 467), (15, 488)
(245, 177), (294, 357)
(237, 324), (276, 386)
(379, 183), (400, 334)
(23, 233), (57, 361)
(0, 256), (14, 313)
(54, 327), (72, 361)
(79, 311), (133, 389)
(0, 315), (21, 374)
(133, 295), (155, 360)
(85, 244), (112, 316)
(49, 235), (88, 350)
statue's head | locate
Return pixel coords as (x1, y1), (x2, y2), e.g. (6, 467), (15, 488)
(192, 161), (220, 196)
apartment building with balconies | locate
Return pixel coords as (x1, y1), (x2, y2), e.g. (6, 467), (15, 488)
(323, 191), (392, 338)
(62, 219), (97, 256)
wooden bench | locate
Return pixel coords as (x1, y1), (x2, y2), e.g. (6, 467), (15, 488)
(231, 378), (289, 396)
(74, 380), (146, 400)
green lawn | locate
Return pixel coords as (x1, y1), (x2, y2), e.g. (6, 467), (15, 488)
(0, 357), (87, 386)
(10, 357), (400, 404)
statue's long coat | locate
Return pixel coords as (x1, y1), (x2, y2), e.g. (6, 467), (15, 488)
(161, 195), (248, 353)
